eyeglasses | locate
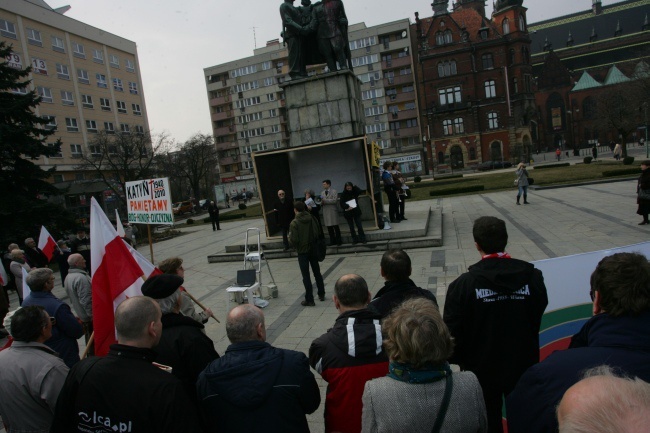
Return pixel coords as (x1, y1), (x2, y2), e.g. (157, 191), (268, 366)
(49, 317), (56, 326)
(278, 193), (285, 196)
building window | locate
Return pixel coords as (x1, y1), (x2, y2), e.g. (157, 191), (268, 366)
(104, 122), (115, 133)
(70, 144), (82, 157)
(26, 28), (43, 46)
(48, 143), (62, 158)
(502, 19), (510, 35)
(66, 117), (79, 132)
(116, 101), (127, 114)
(482, 53), (494, 70)
(110, 55), (120, 68)
(269, 108), (277, 117)
(435, 32), (444, 45)
(135, 125), (144, 135)
(488, 112), (499, 129)
(96, 73), (107, 88)
(61, 91), (74, 106)
(77, 69), (90, 84)
(444, 30), (452, 44)
(51, 36), (65, 52)
(120, 124), (130, 134)
(519, 14), (526, 31)
(402, 85), (414, 93)
(484, 80), (496, 98)
(31, 58), (48, 75)
(263, 77), (275, 86)
(100, 98), (111, 111)
(37, 87), (53, 103)
(509, 49), (515, 65)
(454, 118), (464, 134)
(81, 95), (93, 109)
(86, 120), (98, 133)
(271, 124), (280, 133)
(521, 46), (530, 64)
(56, 63), (70, 80)
(125, 59), (135, 72)
(43, 115), (57, 130)
(0, 19), (17, 39)
(128, 82), (138, 94)
(113, 78), (124, 92)
(438, 86), (461, 106)
(262, 61), (271, 70)
(132, 104), (142, 115)
(442, 119), (453, 136)
(73, 43), (85, 58)
(92, 48), (104, 63)
(438, 60), (457, 77)
(266, 93), (276, 101)
(362, 88), (384, 100)
(406, 118), (418, 128)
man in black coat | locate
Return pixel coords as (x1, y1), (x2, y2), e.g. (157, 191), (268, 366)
(207, 201), (221, 231)
(197, 304), (320, 433)
(272, 189), (295, 251)
(23, 238), (49, 268)
(141, 274), (220, 405)
(368, 248), (438, 318)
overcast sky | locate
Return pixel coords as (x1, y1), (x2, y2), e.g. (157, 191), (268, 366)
(46, 0), (620, 144)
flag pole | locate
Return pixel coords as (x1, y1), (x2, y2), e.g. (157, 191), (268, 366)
(184, 289), (220, 323)
(147, 225), (154, 263)
(82, 332), (94, 359)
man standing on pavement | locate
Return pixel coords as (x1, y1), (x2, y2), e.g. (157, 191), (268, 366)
(64, 253), (93, 349)
(321, 179), (342, 246)
(23, 237), (49, 268)
(272, 189), (295, 251)
(51, 296), (202, 433)
(443, 216), (548, 433)
(368, 249), (438, 318)
(197, 304), (320, 433)
(289, 201), (325, 306)
(309, 274), (388, 433)
(22, 268), (84, 368)
(208, 200), (221, 231)
(507, 252), (650, 433)
(69, 228), (90, 273)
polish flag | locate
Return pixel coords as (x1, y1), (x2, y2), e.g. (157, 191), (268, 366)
(22, 267), (31, 300)
(115, 210), (126, 237)
(38, 226), (58, 262)
(90, 197), (146, 356)
(0, 262), (7, 286)
(122, 239), (160, 279)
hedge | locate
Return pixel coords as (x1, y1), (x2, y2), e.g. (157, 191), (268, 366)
(623, 156), (635, 165)
(429, 185), (485, 196)
(533, 163), (571, 170)
(602, 168), (641, 177)
(435, 174), (463, 180)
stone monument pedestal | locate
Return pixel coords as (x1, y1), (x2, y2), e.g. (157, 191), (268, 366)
(280, 69), (365, 147)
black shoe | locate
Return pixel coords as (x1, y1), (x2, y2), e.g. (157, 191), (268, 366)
(217, 228), (221, 230)
(524, 201), (530, 204)
(516, 202), (520, 205)
(392, 219), (401, 223)
(639, 221), (649, 225)
(352, 239), (359, 245)
(213, 228), (216, 231)
(401, 217), (408, 220)
(301, 300), (315, 306)
(319, 295), (325, 301)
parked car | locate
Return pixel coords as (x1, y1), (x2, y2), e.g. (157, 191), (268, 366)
(172, 201), (195, 215)
(476, 160), (513, 171)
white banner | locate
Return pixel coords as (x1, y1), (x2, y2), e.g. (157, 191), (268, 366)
(125, 178), (173, 225)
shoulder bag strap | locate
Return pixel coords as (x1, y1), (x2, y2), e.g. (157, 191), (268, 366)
(431, 374), (454, 433)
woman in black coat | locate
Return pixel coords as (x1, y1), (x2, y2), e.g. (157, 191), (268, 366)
(339, 182), (367, 244)
(637, 160), (650, 225)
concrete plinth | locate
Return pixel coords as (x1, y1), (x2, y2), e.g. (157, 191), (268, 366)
(280, 70), (365, 147)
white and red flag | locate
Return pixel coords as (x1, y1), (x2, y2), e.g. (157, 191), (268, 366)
(38, 226), (58, 262)
(90, 197), (146, 356)
(115, 210), (126, 238)
(21, 267), (31, 300)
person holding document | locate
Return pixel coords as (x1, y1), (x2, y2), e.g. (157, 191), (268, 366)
(340, 182), (367, 244)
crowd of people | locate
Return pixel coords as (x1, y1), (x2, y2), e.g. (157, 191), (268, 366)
(1, 213), (650, 433)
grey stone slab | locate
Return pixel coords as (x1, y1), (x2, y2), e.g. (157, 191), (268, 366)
(324, 75), (349, 100)
(285, 83), (306, 107)
(331, 123), (353, 140)
(311, 126), (333, 143)
(317, 102), (334, 126)
(305, 79), (327, 105)
(288, 109), (300, 132)
(338, 100), (352, 123)
(301, 105), (320, 129)
(300, 129), (313, 146)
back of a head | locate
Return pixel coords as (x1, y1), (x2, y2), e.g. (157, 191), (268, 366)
(473, 216), (508, 254)
(294, 201), (306, 212)
(26, 268), (53, 292)
(590, 252), (650, 317)
(158, 257), (183, 274)
(334, 274), (369, 308)
(115, 296), (160, 344)
(382, 297), (453, 368)
(10, 306), (47, 342)
(226, 305), (264, 343)
(380, 249), (411, 281)
(558, 366), (650, 433)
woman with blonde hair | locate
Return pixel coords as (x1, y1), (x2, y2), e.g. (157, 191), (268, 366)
(362, 298), (487, 433)
(515, 162), (530, 205)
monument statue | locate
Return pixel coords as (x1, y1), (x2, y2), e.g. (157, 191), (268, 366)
(280, 0), (309, 79)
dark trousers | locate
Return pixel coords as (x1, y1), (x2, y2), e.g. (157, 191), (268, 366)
(385, 187), (399, 222)
(210, 215), (220, 230)
(326, 225), (341, 245)
(477, 376), (516, 433)
(298, 253), (324, 302)
(344, 214), (365, 242)
(398, 194), (407, 218)
(281, 227), (289, 248)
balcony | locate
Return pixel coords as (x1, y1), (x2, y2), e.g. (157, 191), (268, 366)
(219, 155), (239, 165)
(209, 94), (231, 106)
(213, 125), (235, 136)
(386, 92), (415, 104)
(390, 126), (420, 139)
(211, 111), (233, 122)
(216, 141), (239, 151)
(382, 56), (412, 70)
(389, 109), (418, 122)
(383, 73), (413, 87)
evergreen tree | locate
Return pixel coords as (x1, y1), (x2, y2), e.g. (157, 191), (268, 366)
(0, 42), (73, 246)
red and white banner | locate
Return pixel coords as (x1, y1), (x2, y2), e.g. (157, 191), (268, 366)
(21, 267), (31, 300)
(90, 197), (146, 356)
(38, 226), (57, 262)
(115, 210), (126, 238)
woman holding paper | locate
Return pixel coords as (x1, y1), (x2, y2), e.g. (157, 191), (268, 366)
(340, 182), (367, 244)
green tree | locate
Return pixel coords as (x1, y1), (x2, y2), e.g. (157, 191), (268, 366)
(0, 42), (73, 245)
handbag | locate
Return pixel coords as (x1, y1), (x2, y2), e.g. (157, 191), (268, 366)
(513, 178), (519, 186)
(639, 188), (650, 201)
(309, 218), (326, 262)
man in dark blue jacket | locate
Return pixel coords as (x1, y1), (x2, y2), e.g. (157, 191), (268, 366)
(507, 252), (650, 433)
(197, 304), (320, 433)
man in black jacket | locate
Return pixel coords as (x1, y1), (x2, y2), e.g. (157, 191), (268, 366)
(197, 304), (320, 433)
(51, 296), (202, 433)
(368, 249), (438, 318)
(207, 201), (220, 231)
(141, 274), (219, 405)
(443, 216), (548, 433)
(273, 189), (295, 251)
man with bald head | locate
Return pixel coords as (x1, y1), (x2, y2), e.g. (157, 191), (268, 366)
(51, 296), (202, 433)
(64, 253), (93, 348)
(197, 305), (320, 432)
(272, 189), (295, 251)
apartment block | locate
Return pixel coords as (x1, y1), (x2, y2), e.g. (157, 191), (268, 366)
(1, 0), (149, 184)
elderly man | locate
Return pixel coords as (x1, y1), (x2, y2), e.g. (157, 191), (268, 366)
(309, 274), (387, 433)
(69, 228), (90, 272)
(0, 306), (69, 433)
(64, 253), (93, 347)
(507, 252), (650, 433)
(272, 189), (295, 251)
(368, 248), (438, 318)
(23, 237), (49, 268)
(51, 296), (202, 433)
(141, 273), (219, 403)
(197, 304), (320, 432)
(22, 268), (83, 368)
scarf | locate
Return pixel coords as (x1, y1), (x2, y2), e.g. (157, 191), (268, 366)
(482, 252), (511, 260)
(388, 361), (452, 384)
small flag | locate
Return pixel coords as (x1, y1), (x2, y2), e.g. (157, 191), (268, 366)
(38, 226), (58, 261)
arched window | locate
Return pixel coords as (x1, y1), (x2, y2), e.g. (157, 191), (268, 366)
(444, 30), (453, 44)
(436, 32), (445, 45)
(450, 146), (464, 168)
(519, 14), (526, 31)
(502, 18), (510, 35)
(490, 141), (502, 161)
